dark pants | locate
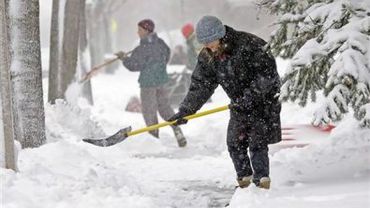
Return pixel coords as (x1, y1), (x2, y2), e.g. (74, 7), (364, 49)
(227, 114), (269, 183)
(140, 86), (175, 137)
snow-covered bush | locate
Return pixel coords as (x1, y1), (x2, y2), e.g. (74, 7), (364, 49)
(262, 0), (370, 127)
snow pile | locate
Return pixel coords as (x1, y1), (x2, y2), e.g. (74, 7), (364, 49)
(2, 58), (369, 207)
(272, 116), (370, 183)
(64, 82), (85, 105)
(229, 116), (370, 208)
(44, 99), (105, 143)
(1, 140), (154, 208)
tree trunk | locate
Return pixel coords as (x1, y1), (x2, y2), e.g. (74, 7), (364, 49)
(86, 1), (116, 74)
(8, 0), (46, 148)
(101, 14), (116, 74)
(79, 0), (94, 104)
(48, 0), (60, 104)
(0, 0), (16, 170)
(57, 0), (81, 100)
(86, 4), (104, 68)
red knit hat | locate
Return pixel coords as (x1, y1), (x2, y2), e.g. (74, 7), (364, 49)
(138, 19), (155, 33)
(181, 23), (194, 38)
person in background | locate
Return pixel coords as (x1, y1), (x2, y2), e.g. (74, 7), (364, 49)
(115, 19), (187, 147)
(169, 16), (282, 188)
(169, 45), (187, 65)
(181, 23), (203, 71)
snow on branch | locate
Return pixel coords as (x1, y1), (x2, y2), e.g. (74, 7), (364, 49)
(291, 38), (327, 67)
(358, 103), (370, 127)
(313, 84), (350, 125)
(265, 0), (370, 128)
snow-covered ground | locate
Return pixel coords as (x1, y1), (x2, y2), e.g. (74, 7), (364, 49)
(1, 59), (370, 208)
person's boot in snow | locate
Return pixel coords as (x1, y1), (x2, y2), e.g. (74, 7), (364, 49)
(172, 125), (187, 147)
(237, 175), (253, 188)
(257, 177), (270, 189)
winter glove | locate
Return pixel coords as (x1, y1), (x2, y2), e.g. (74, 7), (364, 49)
(115, 51), (127, 60)
(167, 110), (191, 126)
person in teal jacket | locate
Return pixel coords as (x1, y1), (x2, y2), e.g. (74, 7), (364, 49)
(181, 23), (203, 71)
(116, 19), (186, 147)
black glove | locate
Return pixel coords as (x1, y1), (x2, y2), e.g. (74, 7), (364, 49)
(115, 51), (127, 60)
(168, 110), (190, 126)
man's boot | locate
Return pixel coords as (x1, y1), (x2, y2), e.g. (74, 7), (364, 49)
(237, 175), (253, 188)
(258, 177), (271, 189)
(172, 126), (187, 147)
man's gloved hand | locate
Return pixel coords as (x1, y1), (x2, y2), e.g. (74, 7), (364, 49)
(168, 110), (190, 126)
(115, 51), (127, 60)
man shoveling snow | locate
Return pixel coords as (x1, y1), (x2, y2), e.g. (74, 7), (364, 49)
(169, 16), (282, 189)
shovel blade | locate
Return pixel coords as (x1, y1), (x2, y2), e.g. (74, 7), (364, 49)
(83, 126), (132, 147)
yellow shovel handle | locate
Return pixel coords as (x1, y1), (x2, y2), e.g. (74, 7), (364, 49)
(127, 105), (229, 137)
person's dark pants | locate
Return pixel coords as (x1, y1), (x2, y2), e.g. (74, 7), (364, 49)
(140, 86), (176, 138)
(227, 114), (269, 184)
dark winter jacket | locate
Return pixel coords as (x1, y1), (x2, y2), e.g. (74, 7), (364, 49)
(122, 33), (170, 88)
(179, 26), (282, 144)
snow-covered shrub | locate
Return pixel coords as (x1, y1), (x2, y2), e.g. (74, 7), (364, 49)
(262, 0), (370, 127)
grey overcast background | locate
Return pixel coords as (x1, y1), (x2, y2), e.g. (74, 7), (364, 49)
(40, 0), (276, 50)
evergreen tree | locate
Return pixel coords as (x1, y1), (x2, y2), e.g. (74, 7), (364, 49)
(262, 0), (370, 127)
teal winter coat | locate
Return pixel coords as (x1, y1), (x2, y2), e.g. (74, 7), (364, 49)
(122, 33), (170, 88)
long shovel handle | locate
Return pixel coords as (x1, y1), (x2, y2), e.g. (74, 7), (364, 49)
(127, 105), (229, 137)
(79, 57), (119, 83)
(79, 51), (133, 83)
(92, 57), (120, 71)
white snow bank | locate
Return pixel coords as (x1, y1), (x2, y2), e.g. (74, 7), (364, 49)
(1, 140), (154, 208)
(2, 90), (165, 207)
(45, 99), (105, 143)
(2, 56), (369, 207)
(229, 116), (370, 208)
(272, 116), (370, 184)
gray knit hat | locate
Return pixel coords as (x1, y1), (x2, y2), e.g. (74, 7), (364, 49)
(196, 16), (226, 44)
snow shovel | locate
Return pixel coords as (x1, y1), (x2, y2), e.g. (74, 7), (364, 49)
(79, 50), (133, 83)
(83, 105), (229, 147)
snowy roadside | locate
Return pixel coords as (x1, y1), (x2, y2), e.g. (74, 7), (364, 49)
(2, 60), (370, 208)
(229, 116), (370, 208)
